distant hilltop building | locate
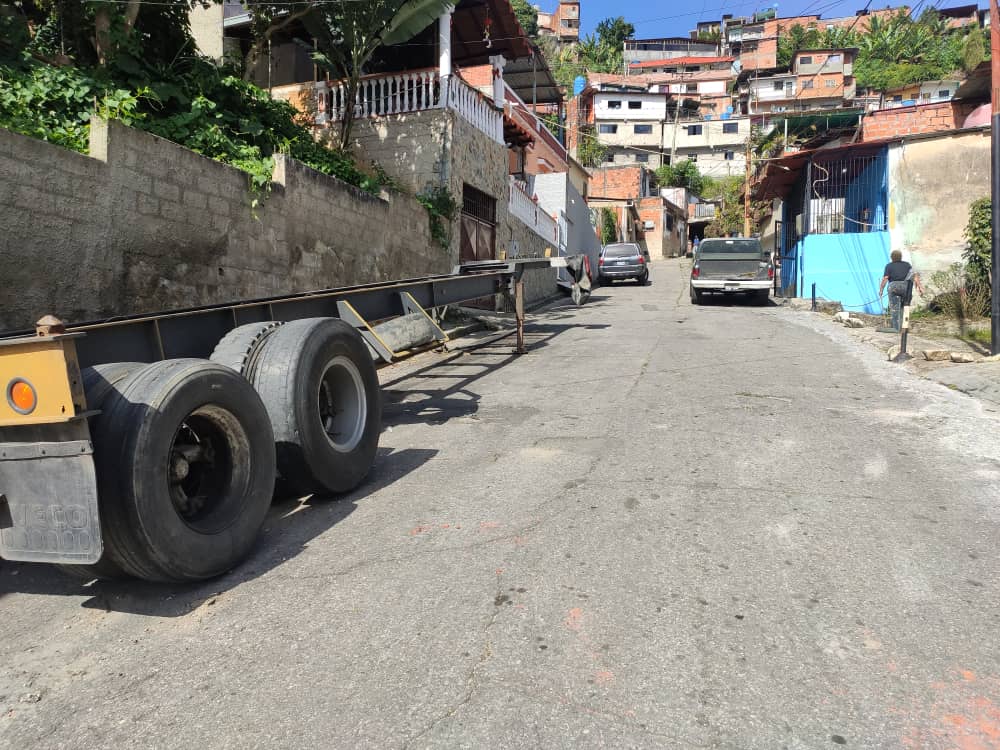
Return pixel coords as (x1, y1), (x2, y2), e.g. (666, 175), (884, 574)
(624, 37), (721, 66)
(536, 1), (580, 42)
(692, 6), (908, 72)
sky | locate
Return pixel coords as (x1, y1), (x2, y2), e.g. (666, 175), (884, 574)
(534, 0), (989, 39)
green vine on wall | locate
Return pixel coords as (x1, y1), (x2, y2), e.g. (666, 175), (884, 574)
(416, 186), (459, 249)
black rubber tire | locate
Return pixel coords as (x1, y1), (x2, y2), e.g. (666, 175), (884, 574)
(92, 359), (276, 582)
(210, 321), (283, 375)
(690, 286), (702, 305)
(638, 271), (649, 286)
(82, 362), (146, 412)
(57, 362), (146, 582)
(755, 289), (770, 306)
(250, 318), (381, 495)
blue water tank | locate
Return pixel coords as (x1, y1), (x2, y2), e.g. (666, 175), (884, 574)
(573, 76), (586, 96)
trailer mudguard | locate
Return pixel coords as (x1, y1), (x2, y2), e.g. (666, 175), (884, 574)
(0, 332), (102, 564)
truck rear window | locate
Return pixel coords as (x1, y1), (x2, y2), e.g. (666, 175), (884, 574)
(699, 239), (762, 254)
(604, 245), (640, 258)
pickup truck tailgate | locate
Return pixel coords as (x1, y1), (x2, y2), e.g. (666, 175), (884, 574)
(698, 257), (763, 279)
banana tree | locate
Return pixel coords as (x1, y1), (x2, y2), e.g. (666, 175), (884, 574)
(304, 0), (454, 149)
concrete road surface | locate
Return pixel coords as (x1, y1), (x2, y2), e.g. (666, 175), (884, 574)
(3, 260), (1000, 749)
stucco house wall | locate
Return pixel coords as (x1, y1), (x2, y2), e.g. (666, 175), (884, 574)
(887, 129), (991, 275)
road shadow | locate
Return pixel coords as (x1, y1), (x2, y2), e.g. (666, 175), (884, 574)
(0, 445), (435, 615)
(381, 320), (608, 428)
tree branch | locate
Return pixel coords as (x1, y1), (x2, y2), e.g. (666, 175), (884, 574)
(123, 0), (142, 34)
(244, 7), (317, 81)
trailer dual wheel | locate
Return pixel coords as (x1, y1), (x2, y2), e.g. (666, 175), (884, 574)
(57, 362), (145, 581)
(210, 321), (284, 376)
(88, 359), (276, 582)
(249, 318), (381, 496)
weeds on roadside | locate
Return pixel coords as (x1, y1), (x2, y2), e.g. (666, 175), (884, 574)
(925, 263), (991, 337)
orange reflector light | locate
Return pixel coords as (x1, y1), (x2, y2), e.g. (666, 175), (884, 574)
(7, 379), (37, 415)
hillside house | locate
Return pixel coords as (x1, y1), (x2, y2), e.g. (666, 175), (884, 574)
(192, 1), (573, 296)
(537, 1), (580, 42)
(741, 48), (857, 115)
(755, 127), (990, 312)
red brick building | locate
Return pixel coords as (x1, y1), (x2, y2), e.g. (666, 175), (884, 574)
(861, 100), (988, 141)
(537, 1), (580, 42)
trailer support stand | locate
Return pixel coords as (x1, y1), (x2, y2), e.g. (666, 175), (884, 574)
(514, 277), (526, 355)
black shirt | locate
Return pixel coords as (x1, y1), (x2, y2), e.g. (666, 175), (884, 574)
(883, 261), (912, 282)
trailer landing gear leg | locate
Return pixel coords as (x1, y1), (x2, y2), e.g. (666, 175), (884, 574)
(515, 276), (526, 355)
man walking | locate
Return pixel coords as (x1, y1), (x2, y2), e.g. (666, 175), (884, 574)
(878, 250), (925, 331)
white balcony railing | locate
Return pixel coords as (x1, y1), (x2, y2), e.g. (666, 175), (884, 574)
(445, 75), (504, 144)
(509, 177), (559, 244)
(315, 70), (503, 145)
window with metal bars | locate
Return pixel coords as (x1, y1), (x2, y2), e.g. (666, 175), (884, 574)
(805, 151), (887, 235)
(462, 184), (496, 225)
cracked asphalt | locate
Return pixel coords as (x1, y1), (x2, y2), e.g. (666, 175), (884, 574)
(3, 259), (1000, 749)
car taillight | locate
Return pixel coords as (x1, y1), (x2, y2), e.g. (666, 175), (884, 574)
(691, 265), (699, 278)
(598, 257), (604, 266)
(636, 255), (645, 264)
(768, 266), (774, 280)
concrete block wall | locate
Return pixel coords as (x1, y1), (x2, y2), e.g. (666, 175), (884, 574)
(353, 108), (559, 304)
(0, 119), (445, 330)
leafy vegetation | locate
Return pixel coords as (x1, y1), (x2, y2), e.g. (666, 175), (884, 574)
(776, 9), (980, 93)
(702, 176), (745, 238)
(600, 207), (618, 245)
(0, 0), (390, 198)
(926, 262), (990, 333)
(699, 175), (770, 238)
(540, 16), (635, 90)
(415, 186), (458, 249)
(964, 196), (993, 288)
(654, 160), (706, 195)
(250, 1), (452, 149)
(575, 125), (608, 168)
(511, 0), (538, 38)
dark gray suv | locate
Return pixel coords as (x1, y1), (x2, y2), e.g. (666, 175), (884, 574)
(598, 243), (649, 285)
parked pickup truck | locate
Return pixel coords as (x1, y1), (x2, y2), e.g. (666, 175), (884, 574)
(689, 237), (774, 305)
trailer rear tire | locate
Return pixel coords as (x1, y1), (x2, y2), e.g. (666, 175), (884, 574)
(250, 318), (381, 495)
(57, 362), (146, 581)
(93, 359), (276, 582)
(210, 321), (283, 376)
(82, 361), (146, 411)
